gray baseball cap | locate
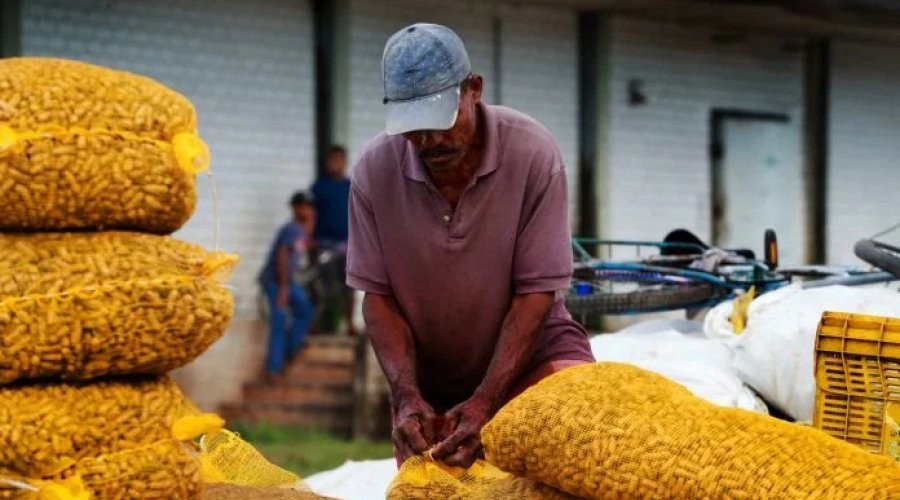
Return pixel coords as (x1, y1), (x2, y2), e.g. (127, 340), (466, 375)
(382, 23), (471, 136)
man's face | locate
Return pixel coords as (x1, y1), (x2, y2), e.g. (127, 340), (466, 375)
(293, 203), (315, 226)
(326, 150), (347, 178)
(402, 75), (483, 174)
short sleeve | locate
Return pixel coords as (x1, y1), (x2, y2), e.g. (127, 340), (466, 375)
(275, 223), (299, 250)
(513, 168), (573, 294)
(346, 184), (392, 295)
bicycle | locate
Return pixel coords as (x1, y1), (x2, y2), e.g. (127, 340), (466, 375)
(855, 239), (900, 279)
(566, 229), (899, 316)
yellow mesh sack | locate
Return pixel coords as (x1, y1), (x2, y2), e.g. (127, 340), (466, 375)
(0, 440), (203, 500)
(203, 484), (336, 500)
(482, 363), (900, 499)
(0, 232), (237, 384)
(0, 57), (207, 234)
(197, 429), (310, 491)
(0, 376), (206, 499)
(387, 456), (574, 500)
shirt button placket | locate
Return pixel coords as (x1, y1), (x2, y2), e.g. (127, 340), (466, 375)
(443, 213), (452, 225)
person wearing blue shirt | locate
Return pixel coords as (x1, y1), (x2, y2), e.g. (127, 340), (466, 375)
(258, 191), (316, 382)
(311, 145), (351, 245)
(311, 145), (357, 335)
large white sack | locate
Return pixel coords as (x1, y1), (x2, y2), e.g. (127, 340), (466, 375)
(306, 459), (396, 500)
(730, 284), (900, 422)
(590, 329), (767, 413)
(704, 298), (740, 346)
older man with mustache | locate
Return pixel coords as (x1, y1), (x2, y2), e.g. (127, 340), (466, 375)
(346, 23), (595, 469)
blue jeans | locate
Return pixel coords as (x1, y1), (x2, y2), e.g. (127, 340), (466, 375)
(262, 280), (314, 375)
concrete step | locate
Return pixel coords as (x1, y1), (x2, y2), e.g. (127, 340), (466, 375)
(306, 335), (356, 348)
(220, 401), (353, 435)
(242, 380), (353, 406)
(285, 361), (354, 383)
(295, 340), (355, 365)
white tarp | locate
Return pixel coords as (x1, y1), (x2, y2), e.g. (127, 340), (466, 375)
(306, 459), (397, 500)
(590, 327), (768, 413)
(706, 284), (900, 422)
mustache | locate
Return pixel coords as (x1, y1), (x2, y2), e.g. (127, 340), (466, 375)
(420, 147), (458, 159)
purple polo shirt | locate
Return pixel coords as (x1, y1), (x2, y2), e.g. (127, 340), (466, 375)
(347, 103), (594, 410)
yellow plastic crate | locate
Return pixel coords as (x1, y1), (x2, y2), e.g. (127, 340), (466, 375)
(813, 390), (894, 455)
(815, 312), (900, 399)
(814, 311), (900, 460)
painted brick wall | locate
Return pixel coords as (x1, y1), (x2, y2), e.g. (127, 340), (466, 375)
(828, 41), (900, 265)
(21, 0), (316, 315)
(499, 6), (579, 225)
(603, 18), (804, 257)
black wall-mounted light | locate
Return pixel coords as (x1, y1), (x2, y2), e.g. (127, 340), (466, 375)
(628, 78), (646, 106)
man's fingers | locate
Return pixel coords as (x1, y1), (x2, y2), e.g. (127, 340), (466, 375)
(419, 413), (436, 445)
(442, 412), (460, 437)
(442, 437), (481, 468)
(398, 420), (430, 454)
(430, 425), (470, 459)
(393, 429), (415, 463)
(397, 440), (415, 463)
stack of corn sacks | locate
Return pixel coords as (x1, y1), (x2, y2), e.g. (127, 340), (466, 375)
(0, 58), (237, 499)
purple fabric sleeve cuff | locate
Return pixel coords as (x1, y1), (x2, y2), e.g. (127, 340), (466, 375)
(514, 275), (571, 295)
(347, 272), (393, 295)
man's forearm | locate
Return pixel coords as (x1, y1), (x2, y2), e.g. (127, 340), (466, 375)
(472, 292), (555, 412)
(362, 293), (421, 404)
(276, 246), (291, 288)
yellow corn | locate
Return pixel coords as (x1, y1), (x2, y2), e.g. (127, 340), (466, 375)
(0, 58), (200, 233)
(387, 456), (575, 500)
(0, 232), (237, 384)
(0, 377), (202, 500)
(202, 484), (336, 500)
(0, 58), (195, 141)
(482, 363), (900, 499)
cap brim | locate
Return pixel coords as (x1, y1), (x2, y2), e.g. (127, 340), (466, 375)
(384, 86), (460, 136)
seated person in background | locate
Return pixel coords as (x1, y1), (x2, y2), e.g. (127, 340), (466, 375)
(258, 191), (317, 383)
(311, 145), (357, 335)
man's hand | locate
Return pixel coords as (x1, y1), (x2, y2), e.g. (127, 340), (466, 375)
(393, 396), (438, 463)
(430, 395), (492, 468)
(277, 287), (289, 309)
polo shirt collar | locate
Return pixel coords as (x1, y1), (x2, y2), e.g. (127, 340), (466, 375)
(401, 102), (501, 184)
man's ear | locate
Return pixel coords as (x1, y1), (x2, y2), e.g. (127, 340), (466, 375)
(467, 74), (484, 103)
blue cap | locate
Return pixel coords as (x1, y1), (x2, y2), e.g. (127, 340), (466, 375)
(382, 23), (471, 136)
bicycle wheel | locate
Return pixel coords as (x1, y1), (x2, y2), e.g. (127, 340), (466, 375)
(855, 239), (900, 278)
(566, 266), (717, 315)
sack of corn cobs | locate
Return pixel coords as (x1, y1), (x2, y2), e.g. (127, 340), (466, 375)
(387, 456), (574, 500)
(0, 57), (207, 234)
(0, 231), (237, 384)
(482, 363), (900, 499)
(0, 376), (204, 499)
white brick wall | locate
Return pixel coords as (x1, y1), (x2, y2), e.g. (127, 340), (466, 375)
(604, 18), (804, 254)
(828, 41), (900, 265)
(499, 6), (579, 225)
(21, 0), (316, 315)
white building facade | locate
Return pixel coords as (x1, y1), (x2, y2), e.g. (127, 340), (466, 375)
(6, 0), (900, 319)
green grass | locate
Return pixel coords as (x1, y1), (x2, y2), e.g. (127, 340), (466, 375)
(231, 421), (394, 478)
